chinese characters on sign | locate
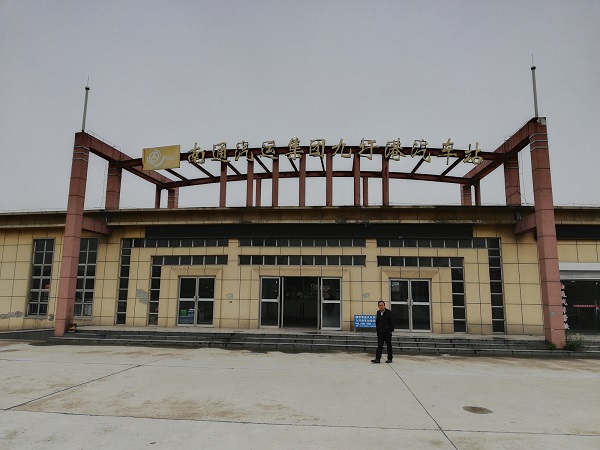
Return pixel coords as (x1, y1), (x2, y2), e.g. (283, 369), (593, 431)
(354, 314), (376, 328)
(187, 138), (484, 166)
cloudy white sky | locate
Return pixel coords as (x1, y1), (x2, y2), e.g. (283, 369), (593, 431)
(1, 0), (599, 211)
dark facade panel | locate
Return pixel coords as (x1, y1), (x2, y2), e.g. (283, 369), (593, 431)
(146, 223), (473, 239)
(556, 225), (600, 240)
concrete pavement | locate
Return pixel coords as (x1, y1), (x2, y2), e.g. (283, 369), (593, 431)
(0, 340), (599, 449)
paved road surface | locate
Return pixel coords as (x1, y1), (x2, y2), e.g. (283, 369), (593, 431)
(0, 341), (599, 449)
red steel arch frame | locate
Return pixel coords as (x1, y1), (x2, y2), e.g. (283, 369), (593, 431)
(120, 137), (505, 208)
(55, 118), (565, 349)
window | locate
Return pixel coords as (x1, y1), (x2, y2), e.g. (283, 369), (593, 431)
(74, 238), (98, 318)
(116, 240), (132, 324)
(488, 242), (505, 333)
(27, 239), (54, 316)
(239, 255), (365, 266)
(239, 238), (366, 247)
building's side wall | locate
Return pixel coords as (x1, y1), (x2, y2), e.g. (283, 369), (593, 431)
(0, 224), (548, 336)
(475, 226), (544, 336)
(106, 226), (546, 336)
(558, 239), (600, 264)
(94, 228), (141, 326)
(9, 208), (589, 337)
(120, 241), (467, 332)
(0, 228), (63, 331)
(93, 230), (119, 326)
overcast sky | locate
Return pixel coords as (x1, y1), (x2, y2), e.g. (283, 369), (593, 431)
(1, 0), (599, 211)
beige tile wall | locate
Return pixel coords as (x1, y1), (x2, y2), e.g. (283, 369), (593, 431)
(0, 230), (63, 331)
(558, 240), (600, 263)
(10, 216), (600, 336)
(495, 228), (543, 335)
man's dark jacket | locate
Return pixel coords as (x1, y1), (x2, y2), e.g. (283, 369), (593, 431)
(376, 308), (395, 334)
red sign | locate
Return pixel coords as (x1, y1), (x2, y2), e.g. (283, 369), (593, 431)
(572, 304), (599, 309)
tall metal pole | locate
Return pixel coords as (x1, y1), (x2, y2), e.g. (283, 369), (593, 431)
(81, 81), (90, 132)
(531, 63), (539, 118)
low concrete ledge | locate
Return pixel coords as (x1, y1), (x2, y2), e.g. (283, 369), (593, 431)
(0, 329), (54, 341)
(43, 333), (600, 358)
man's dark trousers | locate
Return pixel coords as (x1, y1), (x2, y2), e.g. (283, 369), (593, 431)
(376, 332), (393, 361)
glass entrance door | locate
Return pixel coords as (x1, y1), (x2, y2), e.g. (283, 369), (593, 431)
(282, 277), (318, 328)
(259, 276), (342, 330)
(177, 277), (214, 326)
(390, 279), (431, 331)
(260, 277), (280, 327)
(321, 278), (341, 329)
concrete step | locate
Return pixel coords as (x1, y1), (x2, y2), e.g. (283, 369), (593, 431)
(56, 332), (550, 349)
(42, 329), (599, 358)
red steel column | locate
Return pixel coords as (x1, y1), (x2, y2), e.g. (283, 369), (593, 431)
(382, 157), (389, 206)
(105, 163), (122, 210)
(474, 181), (481, 206)
(167, 188), (179, 208)
(299, 154), (306, 206)
(219, 161), (227, 207)
(272, 157), (279, 207)
(353, 154), (360, 206)
(530, 119), (565, 348)
(154, 187), (161, 208)
(255, 178), (262, 207)
(55, 135), (88, 336)
(362, 177), (369, 206)
(325, 153), (333, 206)
(246, 157), (254, 207)
(504, 155), (521, 206)
(460, 184), (472, 206)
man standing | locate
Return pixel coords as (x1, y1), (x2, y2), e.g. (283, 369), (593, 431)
(372, 300), (394, 363)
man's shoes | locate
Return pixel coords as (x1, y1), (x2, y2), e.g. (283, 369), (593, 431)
(371, 359), (380, 363)
(386, 359), (393, 363)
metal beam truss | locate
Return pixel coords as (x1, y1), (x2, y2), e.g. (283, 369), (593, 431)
(82, 119), (544, 209)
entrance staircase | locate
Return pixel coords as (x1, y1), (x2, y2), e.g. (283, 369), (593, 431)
(37, 327), (600, 358)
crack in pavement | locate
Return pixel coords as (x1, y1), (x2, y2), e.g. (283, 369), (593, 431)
(388, 363), (459, 450)
(4, 350), (189, 412)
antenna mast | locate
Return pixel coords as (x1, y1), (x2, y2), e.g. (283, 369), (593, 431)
(530, 57), (539, 118)
(81, 78), (90, 132)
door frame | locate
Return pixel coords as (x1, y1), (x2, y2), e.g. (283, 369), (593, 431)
(259, 276), (342, 330)
(259, 276), (281, 328)
(176, 276), (215, 327)
(320, 277), (341, 330)
(389, 278), (432, 332)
